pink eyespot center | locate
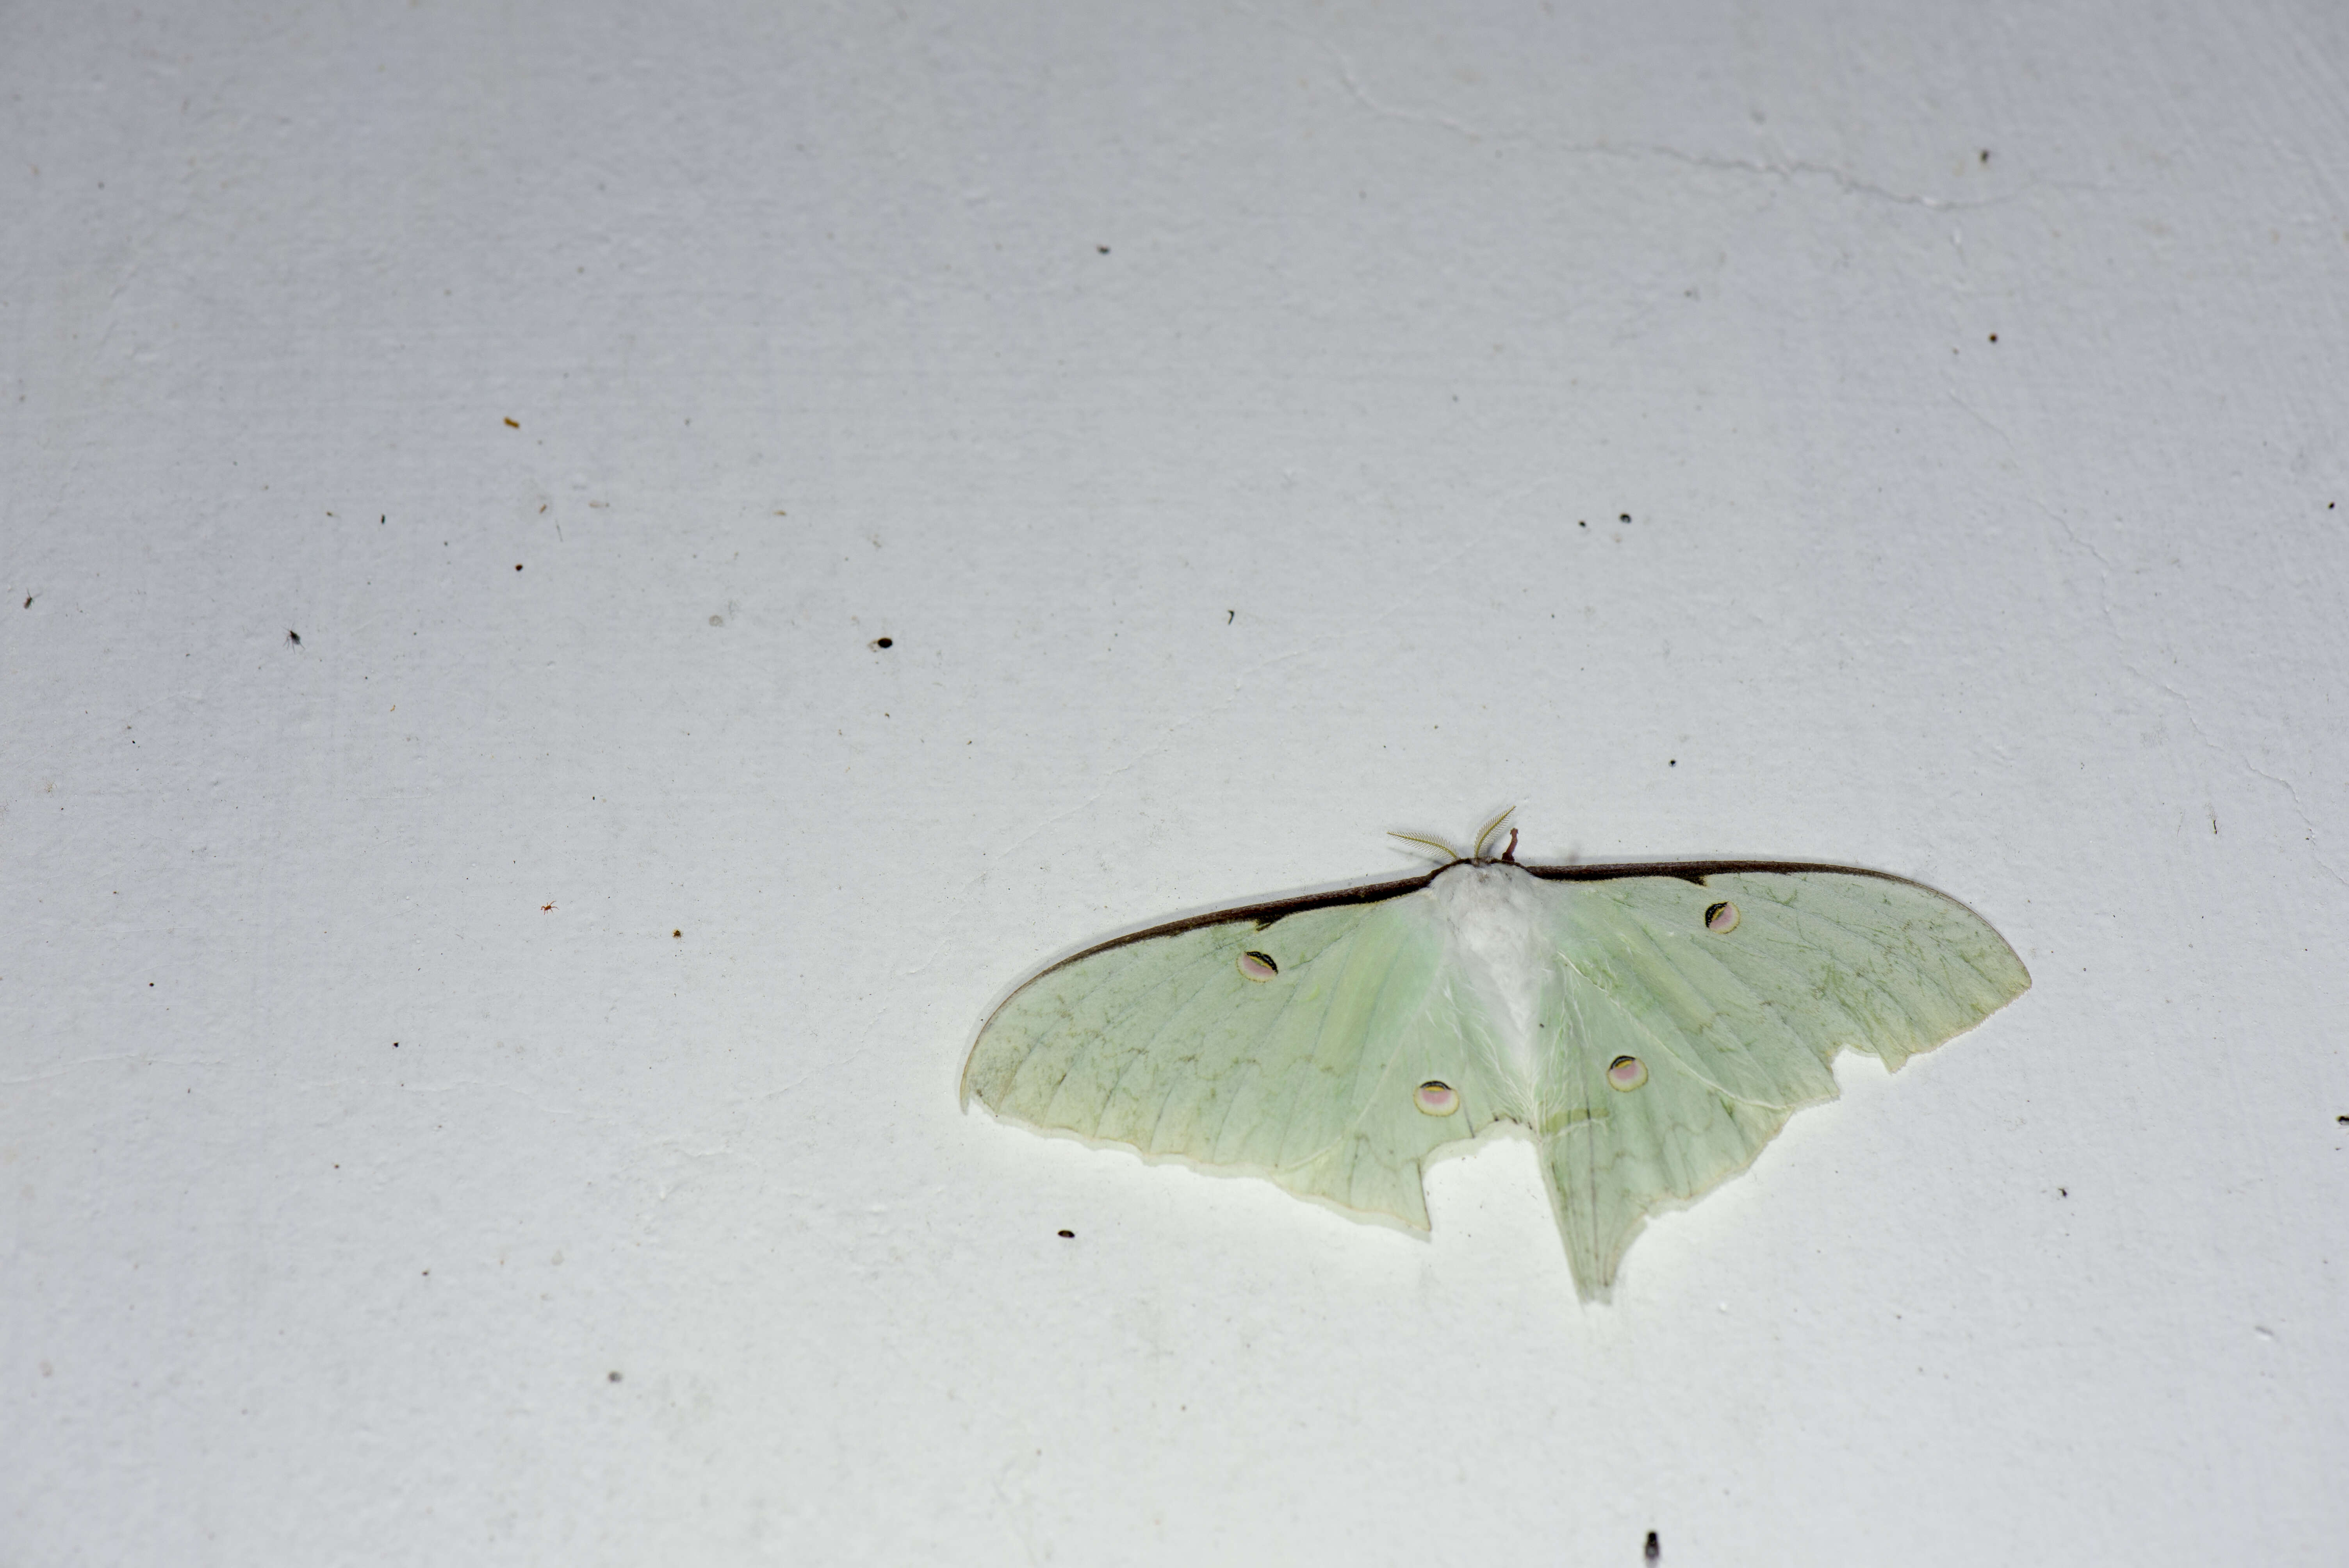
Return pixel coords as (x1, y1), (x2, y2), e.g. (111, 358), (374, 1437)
(1237, 950), (1280, 982)
(1414, 1081), (1458, 1115)
(1607, 1055), (1648, 1092)
(1704, 900), (1739, 934)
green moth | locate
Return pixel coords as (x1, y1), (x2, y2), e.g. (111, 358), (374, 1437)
(962, 813), (2029, 1300)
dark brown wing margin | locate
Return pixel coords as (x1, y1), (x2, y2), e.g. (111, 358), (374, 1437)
(1517, 857), (1928, 888)
(1019, 868), (1445, 984)
(1016, 858), (1929, 986)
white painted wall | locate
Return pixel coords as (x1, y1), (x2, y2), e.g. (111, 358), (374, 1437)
(6, 2), (2345, 1563)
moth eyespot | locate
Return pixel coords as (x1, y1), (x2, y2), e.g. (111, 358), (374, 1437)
(1237, 951), (1280, 981)
(1704, 900), (1739, 934)
(1414, 1081), (1459, 1115)
(1607, 1055), (1648, 1092)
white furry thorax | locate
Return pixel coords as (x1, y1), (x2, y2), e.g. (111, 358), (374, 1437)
(1425, 861), (1551, 1102)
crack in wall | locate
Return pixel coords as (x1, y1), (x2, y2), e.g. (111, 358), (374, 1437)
(1327, 44), (2054, 215)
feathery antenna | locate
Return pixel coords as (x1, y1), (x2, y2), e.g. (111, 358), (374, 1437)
(1387, 830), (1462, 863)
(1472, 806), (1517, 860)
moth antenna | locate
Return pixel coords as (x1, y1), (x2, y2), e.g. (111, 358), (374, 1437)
(1387, 830), (1462, 863)
(1472, 806), (1516, 860)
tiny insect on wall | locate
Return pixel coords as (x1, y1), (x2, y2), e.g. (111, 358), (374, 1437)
(961, 811), (2030, 1300)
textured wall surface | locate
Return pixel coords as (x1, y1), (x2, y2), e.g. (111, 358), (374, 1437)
(5, 3), (2346, 1563)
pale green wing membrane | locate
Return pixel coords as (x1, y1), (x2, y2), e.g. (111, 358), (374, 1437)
(962, 886), (1510, 1226)
(1526, 868), (2031, 1298)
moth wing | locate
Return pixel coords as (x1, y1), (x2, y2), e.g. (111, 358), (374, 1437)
(963, 889), (1505, 1226)
(1530, 869), (2031, 1299)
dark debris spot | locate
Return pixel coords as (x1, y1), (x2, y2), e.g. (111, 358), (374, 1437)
(2337, 1114), (2347, 1124)
(287, 630), (301, 645)
(1057, 1229), (1075, 1238)
(672, 929), (683, 938)
(1096, 244), (1110, 254)
(1619, 513), (1632, 523)
(1980, 149), (1991, 163)
(503, 417), (520, 428)
(871, 636), (893, 650)
(608, 1370), (623, 1383)
(1989, 332), (1999, 343)
(515, 563), (524, 571)
(1645, 1530), (1661, 1561)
